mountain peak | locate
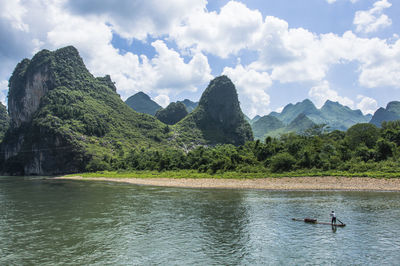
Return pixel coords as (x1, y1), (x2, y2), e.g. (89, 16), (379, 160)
(125, 91), (161, 116)
(198, 75), (241, 125)
(176, 76), (253, 146)
(370, 101), (400, 127)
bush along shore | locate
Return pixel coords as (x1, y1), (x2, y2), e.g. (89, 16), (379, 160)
(78, 121), (400, 178)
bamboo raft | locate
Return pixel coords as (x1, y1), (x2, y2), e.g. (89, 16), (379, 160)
(292, 218), (346, 227)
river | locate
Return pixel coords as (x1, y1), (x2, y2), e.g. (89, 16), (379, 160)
(1, 176), (399, 265)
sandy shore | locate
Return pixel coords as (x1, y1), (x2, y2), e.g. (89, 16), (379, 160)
(56, 176), (400, 191)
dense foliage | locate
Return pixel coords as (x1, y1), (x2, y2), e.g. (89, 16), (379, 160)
(155, 102), (188, 125)
(125, 92), (161, 116)
(85, 121), (400, 176)
(1, 46), (171, 174)
(175, 76), (253, 147)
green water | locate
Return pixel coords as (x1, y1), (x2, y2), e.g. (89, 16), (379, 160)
(1, 176), (399, 265)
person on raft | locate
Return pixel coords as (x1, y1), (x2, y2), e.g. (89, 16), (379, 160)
(330, 211), (337, 224)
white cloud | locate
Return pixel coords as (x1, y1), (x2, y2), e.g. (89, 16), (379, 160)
(354, 0), (392, 34)
(308, 81), (354, 108)
(223, 64), (272, 117)
(154, 94), (170, 108)
(356, 95), (378, 114)
(250, 17), (341, 83)
(171, 1), (263, 58)
(0, 0), (29, 32)
(3, 0), (212, 101)
(65, 0), (207, 41)
(0, 80), (8, 105)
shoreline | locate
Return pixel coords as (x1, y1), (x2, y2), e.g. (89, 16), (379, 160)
(56, 176), (400, 191)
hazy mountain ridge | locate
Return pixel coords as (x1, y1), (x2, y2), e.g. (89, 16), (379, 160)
(370, 101), (400, 127)
(252, 99), (373, 139)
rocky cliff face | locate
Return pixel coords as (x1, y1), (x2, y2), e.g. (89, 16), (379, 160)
(8, 52), (56, 128)
(1, 47), (84, 175)
(0, 46), (170, 175)
(0, 103), (9, 141)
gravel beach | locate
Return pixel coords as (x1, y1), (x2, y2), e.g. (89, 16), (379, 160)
(57, 176), (400, 191)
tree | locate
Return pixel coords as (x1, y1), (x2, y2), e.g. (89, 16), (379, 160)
(345, 123), (379, 149)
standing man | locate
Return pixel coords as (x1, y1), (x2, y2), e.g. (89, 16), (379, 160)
(330, 211), (336, 225)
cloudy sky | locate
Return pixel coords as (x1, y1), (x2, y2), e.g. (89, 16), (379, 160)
(1, 0), (399, 118)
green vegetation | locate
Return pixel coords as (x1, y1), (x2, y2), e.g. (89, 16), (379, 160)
(370, 101), (400, 127)
(155, 102), (188, 125)
(71, 120), (400, 178)
(252, 115), (284, 139)
(1, 46), (171, 175)
(125, 91), (162, 116)
(255, 99), (372, 139)
(177, 99), (198, 113)
(175, 76), (253, 147)
(2, 46), (399, 179)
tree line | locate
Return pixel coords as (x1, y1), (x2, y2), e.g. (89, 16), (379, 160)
(86, 121), (400, 174)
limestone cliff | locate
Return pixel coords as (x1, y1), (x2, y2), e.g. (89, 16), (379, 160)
(0, 46), (170, 175)
(175, 76), (253, 147)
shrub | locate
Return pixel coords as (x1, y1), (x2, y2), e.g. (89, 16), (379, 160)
(270, 152), (296, 172)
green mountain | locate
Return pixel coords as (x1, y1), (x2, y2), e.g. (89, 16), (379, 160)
(0, 103), (10, 141)
(175, 76), (253, 147)
(271, 99), (321, 124)
(253, 99), (371, 139)
(0, 46), (171, 175)
(251, 115), (284, 139)
(370, 101), (400, 127)
(286, 113), (316, 132)
(320, 100), (371, 130)
(251, 115), (261, 124)
(125, 92), (161, 116)
(177, 99), (198, 113)
(155, 102), (188, 125)
(252, 113), (315, 139)
(269, 99), (370, 130)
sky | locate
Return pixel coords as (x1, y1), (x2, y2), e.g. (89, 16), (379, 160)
(0, 0), (400, 118)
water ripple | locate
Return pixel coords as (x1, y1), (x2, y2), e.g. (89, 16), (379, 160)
(0, 177), (399, 265)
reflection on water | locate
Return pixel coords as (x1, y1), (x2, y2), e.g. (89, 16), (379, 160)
(0, 176), (400, 265)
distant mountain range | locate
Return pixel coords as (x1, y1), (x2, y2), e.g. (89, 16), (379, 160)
(370, 101), (400, 127)
(125, 91), (400, 140)
(252, 99), (374, 139)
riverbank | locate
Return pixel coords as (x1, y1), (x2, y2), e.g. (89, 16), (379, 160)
(57, 176), (400, 191)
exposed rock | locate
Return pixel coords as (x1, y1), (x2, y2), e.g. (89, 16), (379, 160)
(0, 103), (9, 141)
(8, 51), (56, 128)
(1, 46), (169, 175)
